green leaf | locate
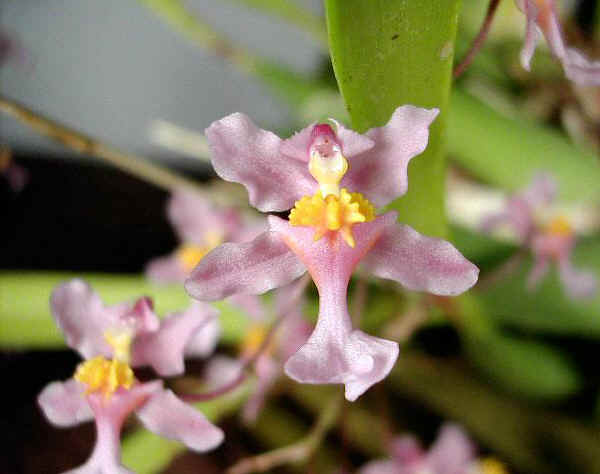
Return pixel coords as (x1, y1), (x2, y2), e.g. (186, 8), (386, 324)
(448, 89), (600, 202)
(325, 0), (462, 238)
(0, 272), (249, 348)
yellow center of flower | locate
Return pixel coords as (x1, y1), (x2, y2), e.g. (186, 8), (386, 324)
(289, 189), (375, 247)
(546, 215), (573, 237)
(478, 458), (508, 474)
(176, 232), (223, 272)
(73, 331), (135, 398)
(240, 324), (269, 357)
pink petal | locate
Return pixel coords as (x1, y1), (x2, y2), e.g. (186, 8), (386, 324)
(205, 112), (315, 212)
(426, 424), (476, 474)
(51, 280), (125, 359)
(227, 293), (267, 321)
(71, 381), (163, 474)
(184, 311), (221, 358)
(280, 120), (374, 162)
(242, 355), (280, 423)
(520, 173), (557, 208)
(342, 106), (439, 207)
(185, 231), (306, 301)
(145, 253), (188, 284)
(271, 215), (399, 401)
(136, 389), (224, 452)
(389, 436), (425, 465)
(361, 220), (479, 296)
(167, 190), (243, 245)
(132, 302), (218, 376)
(38, 379), (93, 427)
(558, 258), (598, 300)
(203, 355), (244, 389)
(526, 254), (550, 290)
(564, 48), (600, 86)
(517, 0), (540, 70)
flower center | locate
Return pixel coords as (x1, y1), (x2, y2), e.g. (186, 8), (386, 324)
(176, 244), (211, 272)
(289, 188), (375, 248)
(308, 134), (348, 198)
(73, 330), (135, 398)
(240, 323), (270, 357)
(545, 215), (573, 237)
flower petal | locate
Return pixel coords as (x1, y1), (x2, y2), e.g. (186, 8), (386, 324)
(526, 255), (550, 290)
(558, 258), (598, 300)
(330, 119), (376, 157)
(272, 215), (399, 401)
(564, 48), (600, 86)
(132, 302), (218, 376)
(242, 355), (280, 423)
(279, 122), (317, 162)
(184, 312), (221, 358)
(38, 379), (93, 427)
(342, 106), (439, 207)
(136, 389), (224, 452)
(358, 460), (400, 474)
(517, 0), (540, 70)
(51, 279), (123, 359)
(185, 231), (306, 301)
(426, 423), (476, 474)
(361, 222), (479, 296)
(206, 112), (315, 211)
(145, 253), (187, 284)
(227, 293), (267, 321)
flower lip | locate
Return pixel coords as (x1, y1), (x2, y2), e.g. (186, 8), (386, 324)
(309, 123), (339, 158)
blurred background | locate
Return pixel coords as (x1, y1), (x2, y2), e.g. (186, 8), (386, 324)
(3, 0), (600, 473)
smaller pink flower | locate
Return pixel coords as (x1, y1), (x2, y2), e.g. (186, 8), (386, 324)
(482, 173), (597, 299)
(38, 280), (223, 473)
(516, 0), (600, 85)
(187, 108), (479, 401)
(359, 424), (478, 474)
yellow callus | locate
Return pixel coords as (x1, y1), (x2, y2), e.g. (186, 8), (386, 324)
(478, 458), (509, 474)
(74, 356), (135, 398)
(240, 324), (270, 357)
(546, 215), (572, 237)
(289, 188), (375, 247)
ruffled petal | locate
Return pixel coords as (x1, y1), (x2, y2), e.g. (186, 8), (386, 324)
(185, 231), (306, 301)
(279, 122), (317, 162)
(342, 106), (439, 207)
(330, 119), (376, 157)
(132, 302), (219, 376)
(145, 253), (188, 284)
(426, 424), (476, 474)
(558, 258), (598, 300)
(136, 389), (224, 452)
(361, 222), (479, 296)
(206, 112), (315, 211)
(271, 215), (399, 401)
(38, 379), (93, 427)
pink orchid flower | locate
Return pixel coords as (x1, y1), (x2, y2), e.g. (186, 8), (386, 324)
(185, 107), (479, 401)
(359, 424), (481, 474)
(482, 173), (597, 299)
(516, 0), (600, 85)
(38, 280), (224, 474)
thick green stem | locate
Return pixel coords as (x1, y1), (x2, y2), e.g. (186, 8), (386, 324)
(325, 0), (462, 237)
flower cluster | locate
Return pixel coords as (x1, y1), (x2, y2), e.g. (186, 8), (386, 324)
(38, 280), (224, 473)
(482, 173), (597, 299)
(185, 107), (479, 401)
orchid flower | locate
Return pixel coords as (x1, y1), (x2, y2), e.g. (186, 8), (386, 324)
(186, 107), (479, 401)
(516, 0), (600, 85)
(38, 280), (224, 474)
(358, 423), (506, 474)
(481, 173), (597, 299)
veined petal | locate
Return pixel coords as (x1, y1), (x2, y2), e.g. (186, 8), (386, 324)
(136, 389), (224, 452)
(343, 106), (439, 207)
(132, 302), (219, 376)
(426, 424), (476, 474)
(206, 112), (315, 212)
(185, 231), (306, 301)
(361, 223), (479, 296)
(38, 379), (93, 427)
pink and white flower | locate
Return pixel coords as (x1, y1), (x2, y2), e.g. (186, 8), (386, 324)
(186, 108), (479, 401)
(516, 0), (600, 85)
(38, 280), (224, 473)
(482, 173), (597, 299)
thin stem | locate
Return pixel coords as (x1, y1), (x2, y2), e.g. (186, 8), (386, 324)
(454, 0), (502, 78)
(226, 392), (342, 474)
(476, 248), (528, 291)
(0, 97), (200, 192)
